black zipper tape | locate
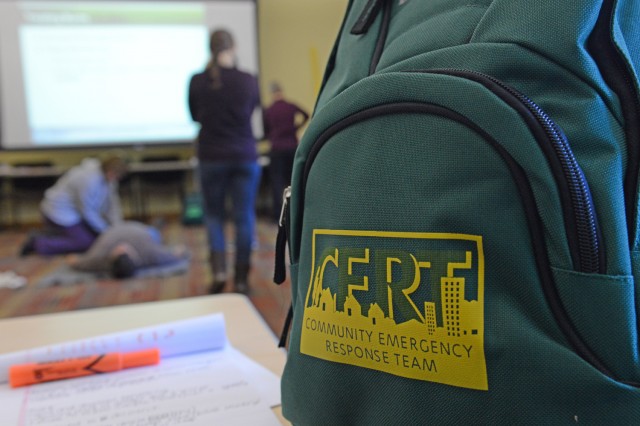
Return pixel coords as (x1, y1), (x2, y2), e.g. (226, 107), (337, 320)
(425, 69), (602, 274)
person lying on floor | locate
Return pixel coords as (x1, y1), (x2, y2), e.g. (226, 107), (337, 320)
(66, 221), (190, 279)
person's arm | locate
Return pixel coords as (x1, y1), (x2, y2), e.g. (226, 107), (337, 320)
(253, 76), (261, 110)
(104, 183), (123, 225)
(262, 108), (271, 140)
(120, 224), (188, 268)
(141, 244), (189, 267)
(294, 104), (310, 131)
(69, 252), (106, 272)
(77, 175), (110, 233)
(188, 75), (199, 122)
(253, 78), (265, 140)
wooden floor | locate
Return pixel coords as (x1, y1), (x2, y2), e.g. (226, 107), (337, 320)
(0, 218), (292, 339)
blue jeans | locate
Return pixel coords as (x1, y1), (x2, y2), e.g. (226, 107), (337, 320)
(198, 161), (261, 266)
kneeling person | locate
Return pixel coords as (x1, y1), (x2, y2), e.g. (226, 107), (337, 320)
(22, 155), (127, 256)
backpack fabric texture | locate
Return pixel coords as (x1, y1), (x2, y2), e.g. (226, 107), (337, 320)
(276, 0), (640, 424)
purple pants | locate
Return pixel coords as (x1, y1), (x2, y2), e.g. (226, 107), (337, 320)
(33, 217), (98, 255)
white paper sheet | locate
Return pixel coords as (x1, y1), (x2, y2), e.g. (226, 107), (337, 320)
(0, 349), (281, 425)
(225, 347), (282, 409)
(0, 314), (227, 384)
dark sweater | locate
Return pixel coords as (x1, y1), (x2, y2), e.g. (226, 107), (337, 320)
(188, 67), (260, 162)
(263, 99), (309, 152)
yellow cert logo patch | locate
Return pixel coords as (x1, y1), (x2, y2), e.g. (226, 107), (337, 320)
(300, 229), (487, 390)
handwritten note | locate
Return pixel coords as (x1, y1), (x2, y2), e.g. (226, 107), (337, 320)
(0, 348), (281, 425)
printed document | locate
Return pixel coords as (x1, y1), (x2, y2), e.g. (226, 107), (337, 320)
(0, 314), (282, 425)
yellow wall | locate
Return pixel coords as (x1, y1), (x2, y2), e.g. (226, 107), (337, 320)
(0, 0), (348, 167)
(258, 0), (347, 114)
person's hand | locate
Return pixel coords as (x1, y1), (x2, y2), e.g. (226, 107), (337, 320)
(66, 254), (79, 266)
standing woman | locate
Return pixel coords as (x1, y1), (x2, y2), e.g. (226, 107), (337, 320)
(188, 29), (261, 294)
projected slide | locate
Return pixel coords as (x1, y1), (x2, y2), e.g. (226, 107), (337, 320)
(21, 24), (207, 145)
(0, 1), (259, 150)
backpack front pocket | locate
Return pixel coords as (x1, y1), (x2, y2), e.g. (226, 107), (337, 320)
(282, 70), (639, 425)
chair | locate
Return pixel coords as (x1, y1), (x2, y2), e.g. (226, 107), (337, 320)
(8, 161), (58, 226)
(135, 155), (186, 220)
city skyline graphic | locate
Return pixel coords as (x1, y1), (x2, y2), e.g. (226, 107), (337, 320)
(300, 229), (488, 391)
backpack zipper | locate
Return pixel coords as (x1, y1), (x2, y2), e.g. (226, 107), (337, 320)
(350, 0), (393, 75)
(426, 69), (603, 275)
(296, 70), (603, 275)
(275, 187), (292, 347)
(274, 187), (291, 285)
(588, 0), (640, 248)
(349, 0), (638, 249)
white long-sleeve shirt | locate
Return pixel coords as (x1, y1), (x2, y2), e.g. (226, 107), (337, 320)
(40, 158), (122, 232)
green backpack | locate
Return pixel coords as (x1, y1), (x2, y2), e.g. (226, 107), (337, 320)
(274, 0), (640, 423)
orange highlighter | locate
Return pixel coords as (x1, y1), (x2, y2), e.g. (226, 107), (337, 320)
(8, 348), (160, 388)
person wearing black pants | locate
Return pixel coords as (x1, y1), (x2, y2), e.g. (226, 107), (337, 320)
(263, 82), (309, 221)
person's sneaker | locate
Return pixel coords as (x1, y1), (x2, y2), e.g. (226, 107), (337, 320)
(19, 234), (37, 257)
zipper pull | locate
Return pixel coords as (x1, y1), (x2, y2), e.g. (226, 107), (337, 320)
(273, 186), (291, 285)
(351, 0), (384, 35)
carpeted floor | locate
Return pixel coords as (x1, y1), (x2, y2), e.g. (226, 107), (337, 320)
(0, 219), (292, 337)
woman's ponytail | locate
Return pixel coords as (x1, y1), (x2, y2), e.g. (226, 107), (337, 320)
(207, 29), (234, 90)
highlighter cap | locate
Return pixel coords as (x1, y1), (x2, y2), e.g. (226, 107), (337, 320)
(122, 348), (160, 369)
